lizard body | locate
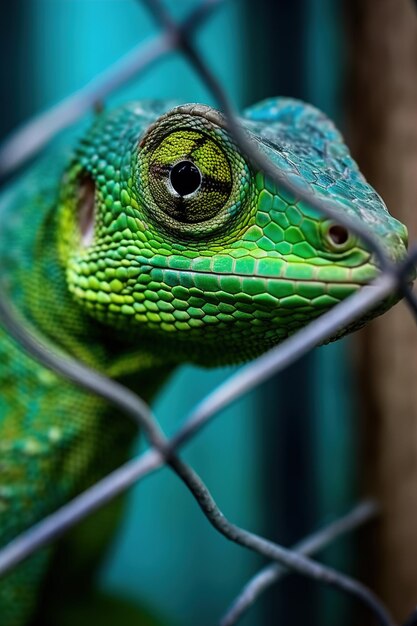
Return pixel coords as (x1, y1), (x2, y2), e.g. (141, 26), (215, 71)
(0, 98), (408, 625)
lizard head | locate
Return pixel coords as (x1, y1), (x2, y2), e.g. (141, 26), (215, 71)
(58, 99), (409, 366)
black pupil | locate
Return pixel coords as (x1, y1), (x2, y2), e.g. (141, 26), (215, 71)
(170, 161), (202, 197)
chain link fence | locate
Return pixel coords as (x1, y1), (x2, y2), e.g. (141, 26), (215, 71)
(0, 1), (417, 625)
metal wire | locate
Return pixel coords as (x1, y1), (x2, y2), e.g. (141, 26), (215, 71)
(171, 272), (399, 451)
(0, 271), (396, 626)
(1, 1), (417, 625)
(0, 0), (224, 180)
(221, 500), (380, 626)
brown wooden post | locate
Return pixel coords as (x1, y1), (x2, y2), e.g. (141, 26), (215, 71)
(346, 0), (417, 620)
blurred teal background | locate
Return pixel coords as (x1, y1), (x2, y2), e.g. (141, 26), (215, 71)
(1, 1), (358, 624)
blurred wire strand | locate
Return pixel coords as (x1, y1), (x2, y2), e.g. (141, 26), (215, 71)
(220, 500), (380, 626)
(0, 270), (397, 626)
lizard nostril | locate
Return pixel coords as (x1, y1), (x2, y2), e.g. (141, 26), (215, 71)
(328, 224), (349, 246)
(322, 221), (354, 252)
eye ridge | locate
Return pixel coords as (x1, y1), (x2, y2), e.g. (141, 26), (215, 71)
(170, 160), (202, 197)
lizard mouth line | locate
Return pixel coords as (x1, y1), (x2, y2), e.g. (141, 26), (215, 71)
(144, 261), (378, 286)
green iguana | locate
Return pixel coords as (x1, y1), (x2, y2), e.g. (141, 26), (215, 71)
(0, 98), (409, 625)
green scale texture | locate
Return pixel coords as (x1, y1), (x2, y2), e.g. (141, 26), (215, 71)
(0, 98), (409, 625)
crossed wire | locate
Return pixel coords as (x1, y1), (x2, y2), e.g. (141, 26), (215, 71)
(1, 2), (417, 625)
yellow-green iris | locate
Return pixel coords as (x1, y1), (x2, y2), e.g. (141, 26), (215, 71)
(148, 129), (232, 223)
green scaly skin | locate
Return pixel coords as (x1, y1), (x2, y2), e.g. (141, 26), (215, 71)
(0, 98), (409, 625)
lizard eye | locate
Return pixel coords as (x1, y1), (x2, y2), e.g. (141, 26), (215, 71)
(137, 107), (252, 238)
(322, 221), (355, 252)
